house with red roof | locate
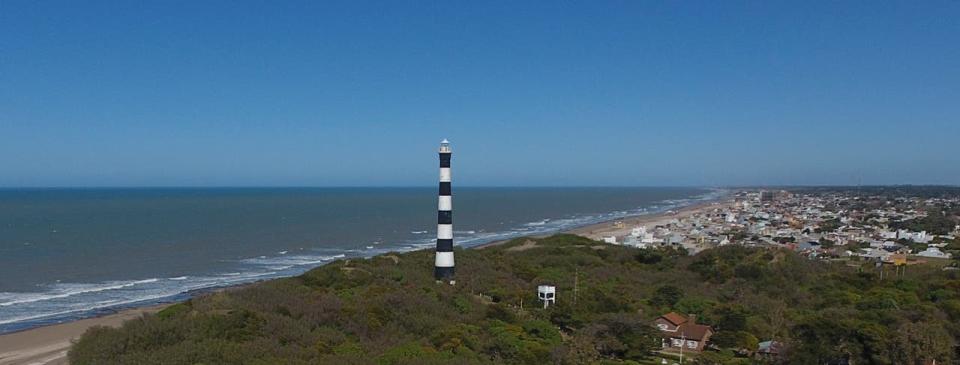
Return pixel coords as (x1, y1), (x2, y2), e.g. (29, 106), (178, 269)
(653, 312), (713, 353)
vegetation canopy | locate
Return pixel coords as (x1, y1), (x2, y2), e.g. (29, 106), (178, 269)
(70, 234), (960, 364)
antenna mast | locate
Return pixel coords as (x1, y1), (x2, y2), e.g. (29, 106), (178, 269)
(573, 268), (579, 306)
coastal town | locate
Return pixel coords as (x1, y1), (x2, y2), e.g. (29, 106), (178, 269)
(589, 189), (959, 263)
(579, 188), (960, 361)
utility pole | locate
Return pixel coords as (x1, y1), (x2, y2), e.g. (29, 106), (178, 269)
(573, 268), (579, 306)
(679, 333), (685, 364)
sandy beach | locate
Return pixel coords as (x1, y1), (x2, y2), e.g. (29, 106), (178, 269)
(0, 197), (729, 365)
(0, 305), (167, 365)
(476, 197), (732, 249)
(565, 198), (732, 240)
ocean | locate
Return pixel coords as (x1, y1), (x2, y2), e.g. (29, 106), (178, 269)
(0, 187), (720, 333)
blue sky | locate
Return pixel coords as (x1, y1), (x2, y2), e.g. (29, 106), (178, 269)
(1, 1), (958, 187)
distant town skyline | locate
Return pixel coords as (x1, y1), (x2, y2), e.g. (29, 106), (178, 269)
(2, 1), (958, 187)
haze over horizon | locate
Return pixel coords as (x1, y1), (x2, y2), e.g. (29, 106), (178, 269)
(2, 1), (958, 187)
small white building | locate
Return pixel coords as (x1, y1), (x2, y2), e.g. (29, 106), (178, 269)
(861, 248), (893, 261)
(537, 285), (556, 308)
(623, 227), (651, 248)
(716, 234), (732, 246)
(916, 246), (952, 259)
(623, 235), (647, 249)
(726, 213), (738, 223)
(898, 230), (933, 243)
(879, 230), (898, 240)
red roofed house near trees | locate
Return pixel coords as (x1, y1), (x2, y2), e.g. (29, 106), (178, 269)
(653, 312), (714, 353)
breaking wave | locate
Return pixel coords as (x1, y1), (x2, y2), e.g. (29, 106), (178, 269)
(0, 188), (725, 334)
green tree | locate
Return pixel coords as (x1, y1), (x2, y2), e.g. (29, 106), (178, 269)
(820, 238), (835, 248)
(650, 285), (683, 307)
(890, 321), (953, 365)
(584, 313), (660, 361)
(714, 306), (747, 332)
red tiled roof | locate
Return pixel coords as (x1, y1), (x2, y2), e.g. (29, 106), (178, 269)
(674, 323), (713, 341)
(660, 312), (688, 326)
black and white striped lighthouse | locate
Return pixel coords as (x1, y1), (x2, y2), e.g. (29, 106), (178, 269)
(435, 139), (455, 283)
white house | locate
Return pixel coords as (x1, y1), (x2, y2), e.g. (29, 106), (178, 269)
(916, 246), (952, 259)
(898, 230), (932, 243)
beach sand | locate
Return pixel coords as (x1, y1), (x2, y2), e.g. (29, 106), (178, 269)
(476, 197), (731, 249)
(0, 305), (167, 365)
(565, 198), (732, 240)
(0, 198), (730, 364)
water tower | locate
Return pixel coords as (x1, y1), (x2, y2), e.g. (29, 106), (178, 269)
(537, 285), (556, 308)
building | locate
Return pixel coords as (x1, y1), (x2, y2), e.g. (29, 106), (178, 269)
(898, 229), (933, 243)
(537, 285), (556, 308)
(916, 246), (952, 259)
(757, 340), (784, 361)
(653, 312), (713, 353)
(759, 191), (775, 203)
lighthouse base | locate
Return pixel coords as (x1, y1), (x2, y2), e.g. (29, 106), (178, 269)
(434, 266), (455, 283)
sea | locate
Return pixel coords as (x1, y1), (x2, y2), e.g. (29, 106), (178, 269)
(0, 187), (722, 333)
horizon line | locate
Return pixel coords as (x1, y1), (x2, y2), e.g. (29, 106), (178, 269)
(0, 184), (958, 190)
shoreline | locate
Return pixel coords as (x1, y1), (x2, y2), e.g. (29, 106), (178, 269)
(0, 304), (167, 365)
(0, 194), (728, 365)
(474, 196), (729, 249)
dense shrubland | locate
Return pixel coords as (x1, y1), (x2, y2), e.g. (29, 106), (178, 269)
(70, 234), (960, 364)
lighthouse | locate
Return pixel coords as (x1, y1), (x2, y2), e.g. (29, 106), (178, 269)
(435, 139), (455, 283)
